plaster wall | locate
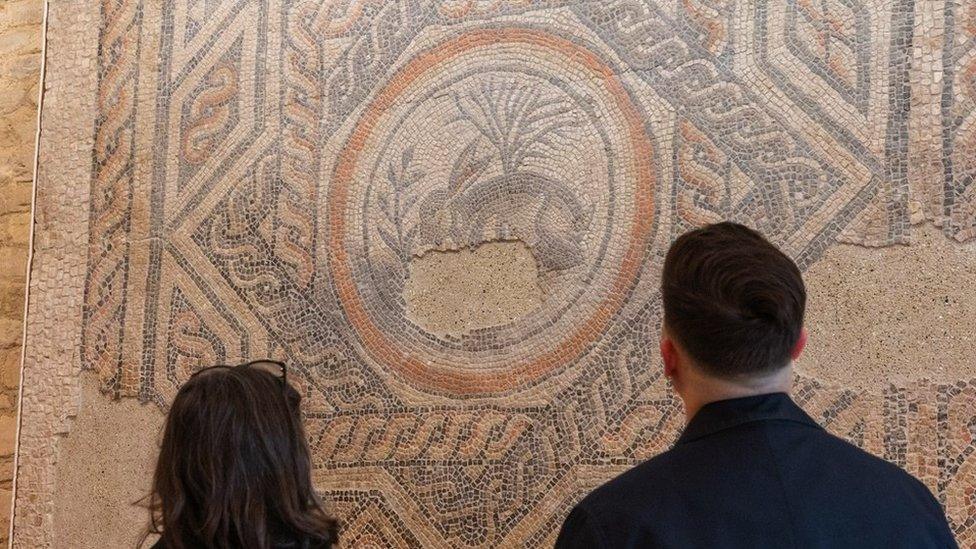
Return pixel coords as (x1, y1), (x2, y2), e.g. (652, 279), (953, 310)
(12, 1), (976, 547)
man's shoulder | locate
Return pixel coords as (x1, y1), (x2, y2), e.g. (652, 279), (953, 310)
(786, 423), (955, 544)
(565, 441), (732, 546)
(577, 447), (684, 514)
(563, 420), (955, 548)
(579, 420), (940, 516)
(805, 425), (938, 497)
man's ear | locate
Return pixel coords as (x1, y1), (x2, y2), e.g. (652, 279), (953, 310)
(790, 327), (808, 361)
(660, 337), (679, 379)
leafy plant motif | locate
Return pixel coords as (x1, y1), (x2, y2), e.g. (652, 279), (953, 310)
(376, 146), (422, 267)
(451, 80), (581, 176)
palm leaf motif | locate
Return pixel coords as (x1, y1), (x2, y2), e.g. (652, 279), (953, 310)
(447, 138), (492, 195)
(452, 80), (581, 175)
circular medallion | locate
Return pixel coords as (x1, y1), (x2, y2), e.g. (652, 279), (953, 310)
(328, 28), (656, 395)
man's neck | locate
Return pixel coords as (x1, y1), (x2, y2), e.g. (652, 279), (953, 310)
(682, 365), (794, 422)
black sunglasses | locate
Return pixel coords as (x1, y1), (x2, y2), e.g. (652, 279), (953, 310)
(190, 359), (288, 387)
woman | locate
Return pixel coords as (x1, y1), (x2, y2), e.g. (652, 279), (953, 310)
(143, 360), (339, 548)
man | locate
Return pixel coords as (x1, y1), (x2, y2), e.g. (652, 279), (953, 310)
(555, 222), (956, 548)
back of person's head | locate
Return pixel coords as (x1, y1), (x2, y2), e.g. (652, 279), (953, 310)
(145, 363), (338, 549)
(661, 222), (806, 379)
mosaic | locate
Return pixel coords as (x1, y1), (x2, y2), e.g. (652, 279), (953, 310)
(13, 0), (976, 546)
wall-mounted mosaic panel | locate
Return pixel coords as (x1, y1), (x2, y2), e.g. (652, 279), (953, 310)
(13, 0), (976, 546)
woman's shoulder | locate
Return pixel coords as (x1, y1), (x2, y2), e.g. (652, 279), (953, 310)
(276, 535), (334, 549)
(147, 533), (332, 548)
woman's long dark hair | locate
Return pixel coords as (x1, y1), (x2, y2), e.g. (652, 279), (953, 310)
(143, 364), (338, 548)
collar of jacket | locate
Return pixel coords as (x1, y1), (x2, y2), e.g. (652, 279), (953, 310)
(677, 392), (822, 445)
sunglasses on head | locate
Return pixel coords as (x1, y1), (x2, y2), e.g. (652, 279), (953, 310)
(190, 359), (288, 387)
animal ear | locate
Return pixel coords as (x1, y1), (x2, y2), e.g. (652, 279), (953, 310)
(581, 203), (596, 232)
(448, 138), (489, 194)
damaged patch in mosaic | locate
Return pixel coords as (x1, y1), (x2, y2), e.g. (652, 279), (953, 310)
(403, 240), (544, 339)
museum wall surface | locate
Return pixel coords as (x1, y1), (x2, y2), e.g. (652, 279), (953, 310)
(11, 0), (976, 547)
(0, 0), (42, 544)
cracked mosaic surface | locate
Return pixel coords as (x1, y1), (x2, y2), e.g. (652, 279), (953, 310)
(13, 0), (976, 546)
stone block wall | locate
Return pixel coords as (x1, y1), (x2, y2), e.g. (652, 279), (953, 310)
(0, 0), (42, 543)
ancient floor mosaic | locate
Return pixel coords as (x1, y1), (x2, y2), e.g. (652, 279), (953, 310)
(13, 0), (976, 546)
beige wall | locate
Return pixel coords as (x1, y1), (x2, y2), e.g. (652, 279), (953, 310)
(0, 0), (42, 544)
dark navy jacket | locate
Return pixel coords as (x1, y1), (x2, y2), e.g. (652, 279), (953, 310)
(555, 393), (956, 549)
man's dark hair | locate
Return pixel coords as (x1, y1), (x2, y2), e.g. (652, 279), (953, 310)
(661, 222), (806, 378)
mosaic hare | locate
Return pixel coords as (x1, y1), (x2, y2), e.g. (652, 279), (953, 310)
(414, 85), (593, 272)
